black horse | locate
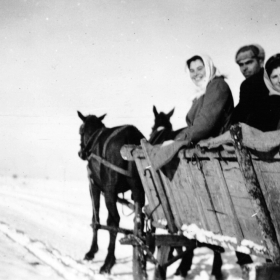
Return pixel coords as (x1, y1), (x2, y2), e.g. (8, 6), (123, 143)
(77, 111), (145, 275)
(149, 106), (224, 280)
(149, 106), (182, 145)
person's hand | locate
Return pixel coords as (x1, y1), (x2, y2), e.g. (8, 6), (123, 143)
(197, 131), (233, 150)
(197, 137), (214, 149)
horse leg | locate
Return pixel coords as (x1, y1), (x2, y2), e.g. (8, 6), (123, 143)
(174, 247), (223, 279)
(174, 247), (194, 278)
(99, 189), (119, 274)
(235, 251), (253, 266)
(84, 177), (100, 260)
(235, 251), (253, 279)
(210, 252), (223, 280)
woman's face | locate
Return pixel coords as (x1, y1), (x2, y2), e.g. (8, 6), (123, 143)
(270, 67), (280, 91)
(189, 59), (206, 85)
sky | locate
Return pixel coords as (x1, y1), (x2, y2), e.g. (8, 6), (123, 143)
(0, 0), (279, 181)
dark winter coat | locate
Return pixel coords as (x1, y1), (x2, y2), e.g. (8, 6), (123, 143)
(231, 68), (270, 131)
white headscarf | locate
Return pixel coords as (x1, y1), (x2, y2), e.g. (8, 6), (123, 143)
(264, 69), (280, 96)
(187, 54), (221, 100)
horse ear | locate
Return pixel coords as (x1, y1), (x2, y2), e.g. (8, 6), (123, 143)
(167, 108), (175, 118)
(99, 114), (106, 121)
(153, 105), (158, 117)
(77, 111), (86, 122)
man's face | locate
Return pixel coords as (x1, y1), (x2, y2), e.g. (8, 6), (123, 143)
(236, 50), (262, 78)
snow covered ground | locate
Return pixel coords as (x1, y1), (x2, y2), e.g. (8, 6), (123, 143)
(0, 175), (266, 280)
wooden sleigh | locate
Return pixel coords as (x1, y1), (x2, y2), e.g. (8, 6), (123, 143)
(120, 123), (280, 280)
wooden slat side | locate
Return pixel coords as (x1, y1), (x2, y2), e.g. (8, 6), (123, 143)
(221, 176), (249, 198)
(212, 159), (244, 242)
(141, 140), (177, 233)
(260, 173), (280, 244)
(172, 160), (203, 227)
(183, 159), (224, 234)
(221, 161), (246, 182)
(237, 216), (264, 244)
(158, 169), (183, 229)
(165, 162), (196, 228)
(191, 158), (223, 235)
(176, 159), (203, 226)
(124, 146), (165, 222)
(141, 160), (166, 221)
(252, 160), (280, 173)
(231, 125), (280, 263)
(252, 160), (269, 196)
(252, 160), (280, 247)
(134, 156), (162, 222)
(229, 193), (265, 244)
(219, 160), (266, 242)
(168, 166), (191, 227)
(230, 197), (256, 217)
(181, 159), (210, 231)
(193, 160), (236, 236)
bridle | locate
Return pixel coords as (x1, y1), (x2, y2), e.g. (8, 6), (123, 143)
(79, 125), (105, 159)
(79, 124), (133, 177)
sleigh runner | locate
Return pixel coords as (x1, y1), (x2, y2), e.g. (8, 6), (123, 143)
(121, 123), (280, 280)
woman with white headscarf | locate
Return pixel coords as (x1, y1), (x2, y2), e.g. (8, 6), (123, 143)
(146, 54), (234, 171)
(175, 54), (234, 143)
(145, 54), (234, 280)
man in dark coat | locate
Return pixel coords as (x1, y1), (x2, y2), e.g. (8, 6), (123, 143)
(231, 44), (269, 130)
(230, 44), (269, 272)
(231, 45), (269, 131)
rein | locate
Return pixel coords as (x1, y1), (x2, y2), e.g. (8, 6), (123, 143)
(82, 128), (105, 155)
(85, 126), (133, 177)
(88, 153), (132, 177)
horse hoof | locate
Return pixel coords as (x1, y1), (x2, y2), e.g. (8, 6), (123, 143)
(99, 266), (111, 275)
(172, 275), (185, 280)
(173, 270), (187, 280)
(100, 256), (116, 275)
(212, 270), (229, 280)
(84, 252), (95, 261)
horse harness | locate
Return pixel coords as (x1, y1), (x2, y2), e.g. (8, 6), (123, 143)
(85, 126), (133, 177)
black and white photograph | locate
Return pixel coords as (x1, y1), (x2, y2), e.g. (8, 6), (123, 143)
(1, 1), (280, 279)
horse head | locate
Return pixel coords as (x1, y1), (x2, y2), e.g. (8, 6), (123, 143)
(77, 111), (145, 274)
(149, 106), (174, 144)
(77, 111), (106, 160)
